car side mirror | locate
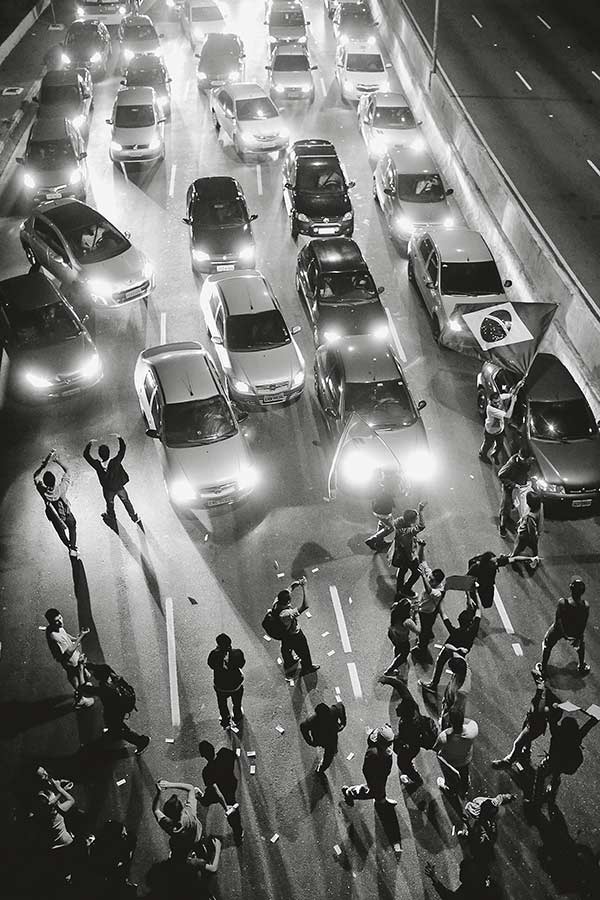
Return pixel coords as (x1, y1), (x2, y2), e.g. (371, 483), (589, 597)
(385, 62), (392, 68)
(417, 399), (427, 411)
(311, 65), (318, 70)
(195, 53), (201, 58)
(504, 279), (512, 288)
(123, 230), (131, 239)
(167, 77), (173, 83)
(417, 120), (423, 126)
(16, 157), (24, 165)
(233, 403), (249, 422)
(212, 334), (223, 345)
(291, 325), (301, 335)
(265, 65), (271, 70)
(347, 180), (356, 188)
(145, 428), (159, 439)
(377, 285), (385, 295)
(159, 33), (165, 38)
(384, 187), (394, 196)
(158, 118), (166, 124)
(182, 217), (190, 225)
(105, 118), (113, 125)
(445, 187), (454, 196)
(249, 213), (258, 221)
(284, 181), (293, 190)
(425, 281), (434, 289)
(306, 20), (311, 25)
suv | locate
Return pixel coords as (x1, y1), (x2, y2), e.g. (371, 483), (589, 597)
(266, 1), (309, 46)
(477, 354), (600, 512)
(373, 146), (455, 245)
(332, 1), (379, 46)
(17, 117), (87, 205)
(107, 86), (165, 164)
(196, 33), (245, 92)
(183, 176), (258, 273)
(282, 140), (354, 238)
(199, 270), (305, 407)
(295, 237), (388, 345)
(134, 341), (257, 507)
(121, 56), (172, 117)
(117, 13), (162, 70)
(63, 19), (112, 79)
(211, 82), (289, 160)
(407, 226), (511, 341)
(266, 43), (316, 102)
(35, 69), (93, 142)
(335, 40), (388, 103)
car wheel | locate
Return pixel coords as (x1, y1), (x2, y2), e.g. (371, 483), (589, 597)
(431, 314), (441, 343)
(476, 389), (487, 420)
(22, 243), (38, 268)
(407, 257), (415, 282)
(212, 109), (220, 133)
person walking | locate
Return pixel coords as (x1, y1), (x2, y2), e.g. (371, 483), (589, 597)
(82, 664), (150, 755)
(413, 560), (446, 657)
(529, 712), (598, 808)
(207, 633), (245, 732)
(342, 725), (397, 807)
(300, 701), (347, 775)
(34, 450), (79, 557)
(390, 503), (427, 596)
(497, 449), (533, 536)
(467, 551), (510, 609)
(45, 608), (93, 709)
(439, 655), (472, 730)
(420, 595), (481, 691)
(271, 577), (319, 677)
(83, 435), (141, 530)
(492, 669), (561, 769)
(534, 577), (591, 678)
(365, 469), (397, 551)
(456, 793), (515, 868)
(387, 595), (420, 670)
(198, 742), (243, 843)
(479, 391), (516, 464)
(434, 707), (479, 796)
(511, 491), (543, 570)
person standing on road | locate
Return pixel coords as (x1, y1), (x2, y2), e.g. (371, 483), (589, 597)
(300, 701), (347, 775)
(198, 742), (243, 844)
(492, 669), (561, 769)
(387, 596), (420, 670)
(529, 712), (598, 808)
(434, 707), (479, 796)
(497, 449), (533, 536)
(272, 577), (320, 677)
(439, 655), (472, 730)
(82, 664), (150, 756)
(342, 725), (397, 807)
(467, 551), (510, 609)
(534, 577), (591, 678)
(420, 595), (481, 692)
(479, 391), (516, 464)
(45, 608), (93, 709)
(34, 450), (79, 557)
(83, 435), (141, 530)
(207, 633), (245, 732)
(152, 780), (203, 861)
(511, 491), (543, 570)
(365, 469), (397, 552)
(389, 504), (427, 596)
(413, 560), (446, 658)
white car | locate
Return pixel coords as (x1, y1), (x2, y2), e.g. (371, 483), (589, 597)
(335, 40), (389, 103)
(211, 82), (289, 160)
(74, 0), (135, 27)
(182, 0), (228, 49)
(134, 341), (257, 507)
(265, 0), (309, 47)
(199, 269), (305, 407)
(107, 86), (165, 164)
(266, 43), (316, 102)
(358, 91), (423, 157)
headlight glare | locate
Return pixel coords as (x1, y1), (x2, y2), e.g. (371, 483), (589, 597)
(323, 330), (341, 343)
(87, 279), (112, 302)
(80, 353), (100, 378)
(170, 477), (196, 504)
(341, 449), (374, 486)
(26, 371), (53, 389)
(90, 51), (102, 64)
(233, 379), (251, 394)
(61, 53), (71, 65)
(534, 478), (565, 494)
(274, 84), (285, 94)
(192, 248), (209, 262)
(342, 211), (353, 221)
(71, 114), (85, 130)
(110, 140), (123, 152)
(69, 169), (82, 185)
(396, 215), (413, 234)
(291, 369), (305, 388)
(77, 6), (84, 15)
(239, 244), (254, 262)
(123, 49), (134, 62)
(148, 136), (161, 151)
(142, 261), (154, 279)
(197, 71), (207, 80)
(403, 451), (436, 481)
(372, 324), (389, 340)
(443, 216), (454, 227)
(237, 465), (258, 491)
(297, 36), (307, 44)
(23, 172), (36, 189)
(297, 213), (309, 223)
(229, 71), (240, 82)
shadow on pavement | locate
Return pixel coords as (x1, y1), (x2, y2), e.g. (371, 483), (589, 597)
(0, 693), (73, 738)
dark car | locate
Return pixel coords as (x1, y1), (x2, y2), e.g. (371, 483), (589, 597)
(295, 237), (388, 345)
(34, 68), (93, 141)
(183, 176), (258, 274)
(477, 353), (600, 512)
(63, 19), (112, 79)
(17, 117), (87, 205)
(195, 33), (245, 91)
(121, 55), (172, 116)
(0, 270), (101, 400)
(282, 140), (355, 239)
(117, 13), (163, 71)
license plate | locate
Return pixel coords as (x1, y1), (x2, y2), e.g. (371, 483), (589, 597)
(263, 394), (285, 404)
(318, 227), (337, 235)
(125, 288), (142, 299)
(216, 264), (235, 271)
(207, 496), (231, 507)
(212, 80), (225, 86)
(572, 499), (592, 508)
(46, 192), (61, 199)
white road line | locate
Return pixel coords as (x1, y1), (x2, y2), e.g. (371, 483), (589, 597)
(471, 14), (483, 29)
(256, 164), (263, 196)
(168, 163), (177, 198)
(493, 586), (515, 635)
(536, 15), (551, 30)
(165, 596), (181, 728)
(160, 311), (167, 344)
(515, 70), (533, 92)
(184, 80), (191, 101)
(329, 586), (352, 653)
(512, 643), (523, 656)
(587, 158), (600, 178)
(593, 70), (600, 83)
(319, 76), (327, 97)
(347, 662), (363, 699)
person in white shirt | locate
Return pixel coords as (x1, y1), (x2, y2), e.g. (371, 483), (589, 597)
(479, 392), (516, 463)
(434, 707), (479, 796)
(45, 608), (93, 709)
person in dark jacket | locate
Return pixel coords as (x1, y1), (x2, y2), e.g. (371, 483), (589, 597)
(300, 701), (347, 774)
(369, 501), (426, 596)
(420, 595), (481, 691)
(387, 596), (420, 670)
(198, 742), (243, 844)
(207, 633), (245, 731)
(393, 692), (424, 786)
(534, 577), (591, 677)
(511, 491), (543, 569)
(83, 436), (141, 529)
(342, 725), (396, 806)
(365, 469), (397, 551)
(34, 450), (79, 557)
(82, 664), (150, 755)
(529, 712), (597, 807)
(497, 449), (533, 536)
(492, 668), (561, 769)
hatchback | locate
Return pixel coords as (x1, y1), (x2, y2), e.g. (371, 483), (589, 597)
(196, 33), (245, 91)
(121, 56), (172, 117)
(332, 0), (379, 46)
(107, 86), (165, 164)
(117, 13), (163, 70)
(211, 82), (289, 160)
(183, 176), (257, 273)
(282, 139), (354, 238)
(335, 40), (389, 103)
(182, 0), (228, 49)
(266, 43), (316, 102)
(17, 117), (87, 205)
(266, 1), (309, 46)
(35, 68), (93, 141)
(63, 19), (112, 79)
(357, 90), (422, 157)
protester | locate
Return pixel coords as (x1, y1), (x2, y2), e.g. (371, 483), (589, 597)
(425, 858), (500, 898)
(369, 501), (426, 595)
(206, 633), (245, 732)
(497, 448), (533, 536)
(456, 793), (514, 866)
(413, 560), (446, 657)
(534, 577), (591, 678)
(342, 725), (397, 806)
(434, 707), (479, 796)
(387, 595), (420, 669)
(83, 435), (141, 530)
(271, 577), (319, 676)
(365, 469), (397, 551)
(529, 713), (598, 808)
(34, 450), (79, 557)
(82, 663), (150, 755)
(45, 608), (93, 709)
(89, 819), (137, 898)
(300, 701), (347, 775)
(186, 833), (222, 897)
(420, 595), (480, 691)
(467, 551), (509, 609)
(439, 655), (472, 729)
(511, 491), (543, 569)
(492, 669), (561, 769)
(197, 741), (243, 843)
(152, 780), (203, 860)
(479, 391), (516, 464)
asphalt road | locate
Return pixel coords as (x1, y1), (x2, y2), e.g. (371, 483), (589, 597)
(0, 1), (599, 898)
(402, 0), (600, 311)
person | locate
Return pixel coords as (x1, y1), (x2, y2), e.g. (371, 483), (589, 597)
(420, 595), (480, 691)
(456, 793), (514, 866)
(425, 858), (500, 898)
(342, 725), (397, 806)
(89, 819), (136, 897)
(413, 560), (446, 656)
(34, 450), (79, 557)
(439, 655), (472, 730)
(511, 491), (543, 569)
(534, 577), (591, 677)
(82, 664), (150, 755)
(272, 577), (319, 676)
(45, 608), (93, 709)
(206, 633), (245, 732)
(492, 669), (561, 768)
(434, 707), (478, 796)
(197, 743), (243, 842)
(83, 435), (141, 530)
(479, 391), (516, 463)
(186, 833), (222, 896)
(381, 502), (427, 596)
(300, 701), (347, 775)
(152, 780), (203, 861)
(376, 677), (427, 786)
(365, 469), (397, 551)
(497, 448), (533, 536)
(467, 551), (510, 609)
(387, 595), (420, 668)
(36, 774), (76, 852)
(529, 712), (597, 808)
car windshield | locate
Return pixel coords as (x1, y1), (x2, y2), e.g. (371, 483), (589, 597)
(297, 160), (345, 193)
(194, 197), (247, 227)
(123, 24), (156, 41)
(7, 302), (80, 348)
(319, 271), (377, 301)
(440, 261), (503, 295)
(374, 105), (416, 128)
(235, 97), (278, 120)
(65, 31), (99, 51)
(395, 173), (444, 202)
(65, 219), (130, 264)
(273, 54), (309, 71)
(340, 6), (374, 24)
(346, 53), (384, 72)
(270, 10), (305, 26)
(202, 45), (238, 65)
(226, 309), (290, 352)
(126, 69), (165, 88)
(164, 396), (236, 446)
(529, 399), (598, 442)
(40, 84), (80, 106)
(114, 103), (156, 127)
(345, 379), (416, 428)
(28, 140), (74, 167)
(192, 6), (224, 21)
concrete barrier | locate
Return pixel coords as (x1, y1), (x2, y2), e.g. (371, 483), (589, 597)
(0, 0), (51, 67)
(372, 0), (600, 414)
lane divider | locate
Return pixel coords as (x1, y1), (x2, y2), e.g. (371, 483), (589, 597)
(165, 596), (181, 728)
(329, 586), (352, 653)
(493, 586), (515, 635)
(347, 662), (363, 699)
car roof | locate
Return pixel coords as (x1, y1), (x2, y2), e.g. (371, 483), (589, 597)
(425, 227), (492, 262)
(211, 271), (275, 316)
(525, 353), (583, 403)
(226, 82), (267, 100)
(41, 69), (80, 87)
(343, 40), (383, 54)
(337, 337), (401, 383)
(374, 90), (409, 107)
(292, 139), (337, 158)
(190, 0), (221, 8)
(67, 19), (102, 32)
(149, 344), (218, 403)
(38, 198), (106, 231)
(122, 14), (154, 26)
(272, 42), (309, 55)
(29, 117), (69, 142)
(310, 238), (366, 272)
(269, 0), (304, 10)
(386, 145), (437, 172)
(202, 32), (241, 48)
(0, 271), (61, 310)
(115, 85), (156, 105)
(191, 175), (243, 199)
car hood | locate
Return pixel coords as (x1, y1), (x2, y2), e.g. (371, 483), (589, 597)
(373, 125), (420, 148)
(192, 222), (252, 252)
(317, 299), (386, 336)
(336, 23), (378, 41)
(295, 191), (351, 217)
(123, 38), (160, 54)
(396, 196), (451, 225)
(339, 418), (429, 477)
(26, 163), (78, 186)
(272, 71), (313, 89)
(531, 435), (600, 490)
(16, 332), (95, 375)
(238, 117), (283, 137)
(112, 124), (159, 144)
(269, 26), (306, 40)
(229, 341), (303, 387)
(344, 70), (387, 87)
(164, 431), (251, 490)
(83, 245), (146, 288)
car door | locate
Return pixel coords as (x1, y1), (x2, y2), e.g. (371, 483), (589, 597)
(303, 256), (319, 325)
(423, 247), (440, 315)
(201, 281), (218, 334)
(210, 298), (230, 372)
(282, 155), (295, 215)
(220, 90), (235, 138)
(141, 368), (157, 426)
(413, 234), (433, 293)
(31, 217), (74, 282)
(0, 305), (13, 358)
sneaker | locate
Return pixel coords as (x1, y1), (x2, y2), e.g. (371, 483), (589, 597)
(491, 757), (512, 769)
(418, 680), (436, 692)
(341, 786), (354, 807)
(69, 547), (79, 558)
(74, 696), (94, 709)
(225, 803), (239, 818)
(416, 539), (426, 547)
(532, 663), (546, 680)
(135, 736), (151, 756)
(300, 665), (320, 676)
(577, 663), (591, 676)
(375, 797), (397, 806)
(227, 722), (240, 734)
(437, 776), (450, 793)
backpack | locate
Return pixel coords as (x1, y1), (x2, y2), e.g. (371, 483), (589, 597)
(262, 608), (288, 641)
(418, 714), (439, 750)
(110, 673), (137, 717)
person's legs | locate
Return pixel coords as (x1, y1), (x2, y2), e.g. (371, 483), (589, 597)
(216, 690), (231, 727)
(499, 484), (513, 532)
(343, 783), (372, 801)
(418, 611), (436, 652)
(64, 512), (77, 550)
(47, 509), (70, 548)
(280, 636), (297, 670)
(293, 631), (315, 673)
(403, 558), (422, 593)
(511, 533), (531, 559)
(319, 741), (337, 773)
(395, 561), (409, 593)
(109, 718), (148, 751)
(425, 646), (450, 688)
(575, 638), (588, 671)
(397, 751), (422, 785)
(386, 633), (410, 668)
(479, 430), (496, 460)
(103, 488), (117, 520)
(540, 623), (561, 674)
(231, 685), (244, 722)
(116, 488), (138, 522)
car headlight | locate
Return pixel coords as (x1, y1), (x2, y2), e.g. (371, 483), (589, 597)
(71, 114), (85, 130)
(371, 324), (389, 340)
(342, 211), (353, 221)
(197, 70), (207, 80)
(169, 476), (196, 504)
(339, 35), (348, 46)
(268, 36), (277, 44)
(278, 126), (289, 139)
(77, 5), (84, 15)
(79, 353), (100, 378)
(443, 216), (454, 227)
(403, 451), (436, 482)
(410, 135), (425, 152)
(23, 172), (36, 189)
(448, 318), (462, 332)
(25, 371), (53, 389)
(323, 330), (341, 343)
(367, 35), (376, 46)
(291, 369), (305, 388)
(61, 53), (71, 65)
(69, 169), (82, 185)
(87, 279), (113, 303)
(239, 244), (254, 262)
(301, 85), (310, 93)
(297, 213), (309, 223)
(341, 449), (374, 486)
(148, 136), (162, 151)
(396, 215), (413, 234)
(142, 261), (154, 280)
(110, 140), (123, 152)
(90, 51), (102, 64)
(534, 478), (565, 494)
(369, 136), (386, 156)
(119, 5), (126, 14)
(123, 48), (134, 62)
(274, 84), (285, 94)
(297, 36), (307, 44)
(229, 71), (240, 82)
(192, 248), (209, 262)
(233, 379), (252, 394)
(237, 464), (259, 491)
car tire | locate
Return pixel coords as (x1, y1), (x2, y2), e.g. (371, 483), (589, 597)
(407, 257), (415, 282)
(476, 389), (487, 420)
(431, 314), (441, 343)
(212, 109), (220, 133)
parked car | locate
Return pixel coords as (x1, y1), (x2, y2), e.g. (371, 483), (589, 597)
(107, 86), (165, 164)
(335, 40), (389, 103)
(282, 139), (354, 238)
(211, 82), (288, 160)
(117, 13), (163, 70)
(17, 117), (87, 205)
(121, 55), (172, 117)
(266, 43), (316, 102)
(357, 90), (422, 157)
(332, 0), (379, 46)
(183, 176), (257, 273)
(63, 19), (112, 79)
(74, 0), (137, 27)
(182, 0), (228, 49)
(196, 33), (245, 91)
(265, 1), (309, 46)
(34, 68), (93, 142)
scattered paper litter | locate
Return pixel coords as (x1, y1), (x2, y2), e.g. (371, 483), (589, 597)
(469, 474), (474, 479)
(323, 497), (330, 502)
(322, 631), (330, 637)
(188, 596), (198, 605)
(512, 643), (523, 656)
(393, 843), (402, 854)
(348, 596), (352, 604)
(327, 650), (335, 657)
(236, 749), (241, 757)
(204, 534), (209, 542)
(250, 765), (256, 774)
(558, 700), (579, 713)
(333, 844), (342, 856)
(263, 635), (272, 642)
(586, 704), (600, 720)
(165, 738), (175, 744)
(335, 686), (341, 693)
(277, 572), (285, 579)
(305, 610), (312, 618)
(247, 751), (256, 758)
(103, 728), (108, 733)
(346, 752), (354, 761)
(312, 567), (319, 573)
(116, 779), (126, 786)
(270, 833), (279, 843)
(275, 725), (285, 734)
(434, 643), (443, 649)
(274, 560), (279, 569)
(277, 657), (283, 665)
(38, 625), (46, 630)
(514, 762), (523, 772)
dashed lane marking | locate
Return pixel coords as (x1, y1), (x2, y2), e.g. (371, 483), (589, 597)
(160, 311), (167, 344)
(329, 586), (352, 653)
(347, 662), (363, 699)
(168, 163), (177, 198)
(165, 596), (181, 728)
(512, 643), (523, 656)
(493, 586), (515, 635)
(256, 164), (263, 196)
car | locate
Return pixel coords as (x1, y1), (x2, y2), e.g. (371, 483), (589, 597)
(332, 0), (379, 46)
(63, 19), (112, 79)
(477, 354), (600, 512)
(183, 176), (258, 273)
(20, 198), (155, 308)
(373, 146), (455, 246)
(295, 237), (388, 345)
(211, 83), (289, 160)
(0, 270), (102, 400)
(133, 341), (257, 507)
(199, 270), (305, 407)
(182, 0), (228, 49)
(117, 13), (162, 70)
(282, 140), (355, 239)
(335, 40), (389, 103)
(74, 1), (137, 27)
(407, 226), (511, 340)
(357, 91), (422, 157)
(34, 68), (93, 142)
(16, 117), (88, 205)
(107, 86), (165, 164)
(266, 43), (317, 102)
(196, 33), (245, 92)
(265, 0), (309, 46)
(121, 56), (172, 117)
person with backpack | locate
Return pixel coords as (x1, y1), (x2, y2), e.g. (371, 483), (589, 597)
(492, 668), (561, 769)
(534, 577), (591, 678)
(378, 674), (438, 787)
(300, 701), (347, 775)
(511, 491), (543, 570)
(342, 725), (397, 807)
(420, 595), (481, 692)
(264, 577), (319, 677)
(413, 560), (446, 657)
(83, 435), (142, 531)
(206, 633), (245, 732)
(529, 712), (598, 808)
(497, 448), (533, 536)
(82, 663), (150, 755)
